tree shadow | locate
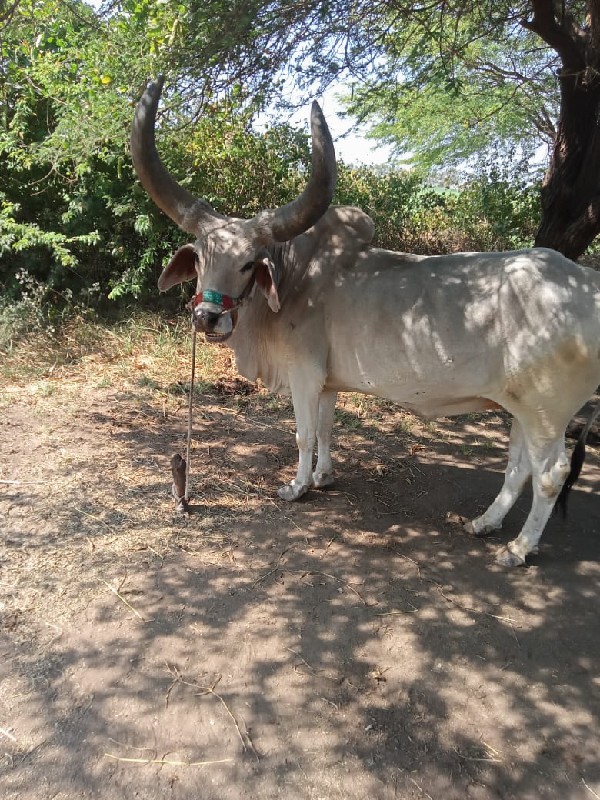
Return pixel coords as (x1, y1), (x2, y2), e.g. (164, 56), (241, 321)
(3, 386), (600, 799)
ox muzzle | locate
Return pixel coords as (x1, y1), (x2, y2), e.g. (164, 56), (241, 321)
(189, 289), (241, 343)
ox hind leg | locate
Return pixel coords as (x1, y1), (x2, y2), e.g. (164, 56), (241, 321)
(496, 424), (570, 567)
(313, 391), (337, 489)
(466, 418), (531, 537)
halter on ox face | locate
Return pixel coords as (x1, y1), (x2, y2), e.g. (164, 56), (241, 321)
(154, 219), (281, 342)
(130, 76), (337, 340)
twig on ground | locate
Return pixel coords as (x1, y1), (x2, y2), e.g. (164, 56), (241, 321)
(212, 477), (260, 498)
(280, 513), (305, 532)
(215, 406), (293, 435)
(286, 647), (322, 675)
(104, 753), (233, 767)
(454, 746), (502, 763)
(252, 564), (369, 606)
(434, 583), (519, 625)
(147, 545), (165, 562)
(101, 579), (147, 622)
(165, 665), (259, 761)
(583, 779), (600, 800)
(0, 480), (46, 485)
(375, 604), (418, 615)
(252, 547), (294, 586)
(481, 740), (502, 758)
(319, 535), (338, 558)
(288, 569), (368, 605)
(257, 567), (368, 605)
(74, 506), (118, 530)
(409, 776), (434, 800)
(391, 548), (520, 625)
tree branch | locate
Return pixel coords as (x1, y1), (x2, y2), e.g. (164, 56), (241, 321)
(521, 0), (586, 69)
(0, 0), (20, 28)
(532, 106), (556, 141)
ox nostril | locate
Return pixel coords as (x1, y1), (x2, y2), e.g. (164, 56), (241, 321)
(196, 309), (221, 329)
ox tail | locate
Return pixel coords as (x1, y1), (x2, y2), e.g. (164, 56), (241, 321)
(556, 401), (600, 517)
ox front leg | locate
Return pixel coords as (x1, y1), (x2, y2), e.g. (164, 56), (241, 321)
(313, 391), (337, 489)
(466, 418), (530, 537)
(277, 371), (323, 502)
(496, 434), (570, 567)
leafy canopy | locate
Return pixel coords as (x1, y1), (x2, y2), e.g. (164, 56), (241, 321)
(0, 0), (547, 324)
(99, 1), (558, 173)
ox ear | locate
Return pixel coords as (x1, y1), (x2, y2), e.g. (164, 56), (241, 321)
(158, 244), (198, 292)
(254, 254), (280, 313)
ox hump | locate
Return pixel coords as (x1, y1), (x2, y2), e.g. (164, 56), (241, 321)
(325, 206), (375, 246)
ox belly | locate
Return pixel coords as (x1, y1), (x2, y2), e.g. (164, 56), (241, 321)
(324, 332), (503, 418)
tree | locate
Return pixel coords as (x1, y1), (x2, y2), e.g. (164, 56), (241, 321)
(129, 0), (600, 259)
(344, 12), (558, 176)
(351, 1), (600, 259)
(522, 1), (600, 257)
(0, 0), (321, 304)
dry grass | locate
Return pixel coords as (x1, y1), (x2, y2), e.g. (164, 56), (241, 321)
(0, 314), (256, 632)
(0, 310), (436, 432)
(0, 310), (504, 643)
(1, 312), (214, 388)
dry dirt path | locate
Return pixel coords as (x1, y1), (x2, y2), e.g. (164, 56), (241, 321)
(2, 324), (600, 799)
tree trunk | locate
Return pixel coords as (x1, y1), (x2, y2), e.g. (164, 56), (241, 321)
(534, 72), (600, 260)
(524, 1), (600, 260)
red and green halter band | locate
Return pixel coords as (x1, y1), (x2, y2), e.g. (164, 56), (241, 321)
(191, 289), (238, 310)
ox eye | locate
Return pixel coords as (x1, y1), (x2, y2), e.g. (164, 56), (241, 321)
(240, 261), (254, 273)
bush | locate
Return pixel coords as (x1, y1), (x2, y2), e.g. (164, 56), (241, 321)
(336, 161), (540, 254)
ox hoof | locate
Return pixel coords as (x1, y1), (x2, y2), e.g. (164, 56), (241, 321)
(495, 546), (526, 568)
(277, 482), (310, 502)
(312, 471), (334, 489)
(464, 518), (500, 537)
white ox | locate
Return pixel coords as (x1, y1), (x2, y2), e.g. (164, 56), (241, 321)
(132, 77), (600, 567)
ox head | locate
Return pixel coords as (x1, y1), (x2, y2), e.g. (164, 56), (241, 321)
(131, 76), (337, 342)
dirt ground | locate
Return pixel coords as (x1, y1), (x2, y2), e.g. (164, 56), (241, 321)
(2, 318), (600, 800)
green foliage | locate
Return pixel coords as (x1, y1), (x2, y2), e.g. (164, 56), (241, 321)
(344, 6), (558, 172)
(0, 0), (544, 341)
(451, 166), (541, 251)
(337, 162), (539, 254)
(0, 199), (99, 270)
(172, 112), (311, 217)
(336, 164), (430, 249)
(0, 0), (182, 306)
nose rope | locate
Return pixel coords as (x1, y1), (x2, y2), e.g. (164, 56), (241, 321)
(175, 273), (256, 511)
(171, 317), (196, 514)
(184, 323), (196, 505)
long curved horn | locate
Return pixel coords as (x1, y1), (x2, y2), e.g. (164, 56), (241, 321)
(131, 76), (225, 235)
(265, 101), (337, 242)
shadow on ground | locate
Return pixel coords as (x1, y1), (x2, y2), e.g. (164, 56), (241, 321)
(2, 384), (600, 799)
